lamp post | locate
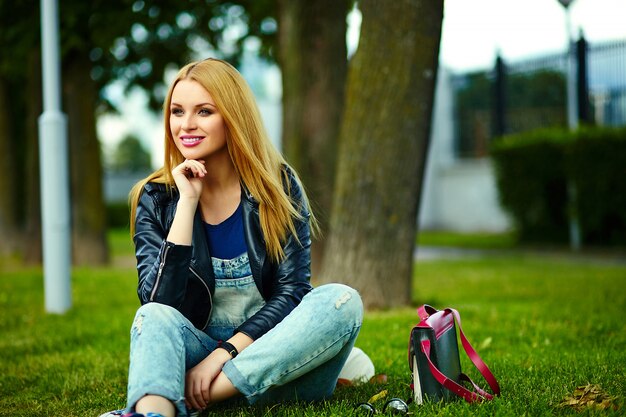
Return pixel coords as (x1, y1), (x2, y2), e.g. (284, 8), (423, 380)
(39, 0), (72, 313)
(557, 0), (578, 130)
(557, 0), (581, 251)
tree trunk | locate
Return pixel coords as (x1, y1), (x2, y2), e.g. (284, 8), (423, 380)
(277, 0), (349, 276)
(319, 0), (444, 309)
(63, 54), (109, 265)
(0, 77), (21, 257)
(23, 50), (43, 264)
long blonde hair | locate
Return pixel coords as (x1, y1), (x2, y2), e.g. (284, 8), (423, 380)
(129, 58), (316, 262)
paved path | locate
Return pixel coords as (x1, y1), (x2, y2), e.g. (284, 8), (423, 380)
(414, 245), (626, 266)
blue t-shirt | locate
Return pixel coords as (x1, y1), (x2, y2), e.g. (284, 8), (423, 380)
(203, 202), (247, 260)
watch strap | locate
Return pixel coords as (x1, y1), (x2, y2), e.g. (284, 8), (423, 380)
(217, 340), (238, 358)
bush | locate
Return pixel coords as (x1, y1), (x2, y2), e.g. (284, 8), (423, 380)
(491, 126), (626, 246)
(491, 128), (570, 243)
(106, 202), (130, 229)
(566, 127), (626, 245)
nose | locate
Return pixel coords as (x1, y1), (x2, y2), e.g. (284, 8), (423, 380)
(182, 114), (196, 131)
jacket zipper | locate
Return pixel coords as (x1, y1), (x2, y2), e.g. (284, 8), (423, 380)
(150, 243), (171, 301)
(190, 266), (212, 329)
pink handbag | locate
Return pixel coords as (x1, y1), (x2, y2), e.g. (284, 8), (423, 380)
(408, 305), (501, 404)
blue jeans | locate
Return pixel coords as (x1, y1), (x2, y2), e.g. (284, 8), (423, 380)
(125, 283), (363, 416)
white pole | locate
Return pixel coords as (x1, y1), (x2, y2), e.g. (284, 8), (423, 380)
(564, 9), (578, 130)
(39, 0), (72, 313)
(563, 6), (582, 251)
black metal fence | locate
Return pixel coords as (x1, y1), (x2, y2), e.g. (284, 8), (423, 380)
(452, 36), (626, 158)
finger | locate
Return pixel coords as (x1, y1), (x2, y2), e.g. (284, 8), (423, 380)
(194, 382), (207, 409)
(201, 377), (211, 405)
(194, 160), (207, 175)
(185, 161), (207, 177)
(189, 394), (202, 410)
(187, 378), (202, 410)
(186, 166), (204, 179)
(176, 163), (202, 180)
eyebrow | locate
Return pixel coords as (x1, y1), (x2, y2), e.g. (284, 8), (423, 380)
(170, 102), (217, 108)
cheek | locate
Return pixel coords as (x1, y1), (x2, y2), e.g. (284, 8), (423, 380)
(213, 119), (227, 139)
(203, 118), (226, 138)
(169, 117), (180, 134)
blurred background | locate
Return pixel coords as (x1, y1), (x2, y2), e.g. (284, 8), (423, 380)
(1, 0), (625, 273)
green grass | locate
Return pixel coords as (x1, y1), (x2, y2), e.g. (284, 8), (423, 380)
(417, 230), (517, 250)
(1, 230), (624, 416)
(108, 227), (134, 258)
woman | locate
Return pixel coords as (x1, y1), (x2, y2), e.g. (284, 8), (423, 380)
(101, 58), (363, 417)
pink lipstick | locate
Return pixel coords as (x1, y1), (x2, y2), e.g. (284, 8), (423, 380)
(180, 135), (205, 147)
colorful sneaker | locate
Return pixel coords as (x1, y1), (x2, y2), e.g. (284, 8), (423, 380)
(99, 409), (182, 417)
(98, 410), (124, 417)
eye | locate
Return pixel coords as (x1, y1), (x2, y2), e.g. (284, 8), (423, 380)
(171, 107), (183, 116)
(198, 108), (213, 116)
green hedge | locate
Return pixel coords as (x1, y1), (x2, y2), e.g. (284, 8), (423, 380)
(491, 126), (626, 246)
(106, 202), (130, 229)
(566, 127), (626, 245)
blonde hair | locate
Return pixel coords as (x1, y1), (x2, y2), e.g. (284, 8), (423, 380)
(129, 58), (316, 262)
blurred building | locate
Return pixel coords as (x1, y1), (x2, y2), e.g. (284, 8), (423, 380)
(419, 37), (626, 233)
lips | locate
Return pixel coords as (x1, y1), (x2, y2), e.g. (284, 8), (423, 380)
(180, 136), (205, 147)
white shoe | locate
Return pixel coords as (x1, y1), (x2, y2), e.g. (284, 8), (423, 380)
(338, 347), (375, 385)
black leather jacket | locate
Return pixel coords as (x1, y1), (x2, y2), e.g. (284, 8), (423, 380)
(133, 168), (313, 340)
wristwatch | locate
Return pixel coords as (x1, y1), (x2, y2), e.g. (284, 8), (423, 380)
(217, 340), (238, 358)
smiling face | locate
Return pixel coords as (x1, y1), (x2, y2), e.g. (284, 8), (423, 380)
(169, 79), (228, 162)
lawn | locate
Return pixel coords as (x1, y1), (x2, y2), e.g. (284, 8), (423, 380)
(0, 230), (624, 416)
(417, 230), (518, 250)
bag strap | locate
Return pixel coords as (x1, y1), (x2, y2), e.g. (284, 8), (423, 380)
(447, 308), (500, 396)
(421, 340), (486, 402)
(460, 373), (492, 399)
(417, 304), (438, 321)
(418, 307), (501, 402)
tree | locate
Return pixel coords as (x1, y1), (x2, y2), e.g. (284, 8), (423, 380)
(0, 0), (255, 264)
(0, 0), (43, 263)
(0, 77), (19, 257)
(110, 135), (152, 172)
(276, 0), (350, 272)
(0, 0), (348, 268)
(319, 0), (444, 309)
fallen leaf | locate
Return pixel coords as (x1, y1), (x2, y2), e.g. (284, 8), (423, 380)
(558, 384), (619, 411)
(367, 389), (388, 404)
(479, 337), (493, 350)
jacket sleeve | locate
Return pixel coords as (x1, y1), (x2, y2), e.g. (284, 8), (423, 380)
(236, 170), (313, 340)
(133, 186), (192, 307)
